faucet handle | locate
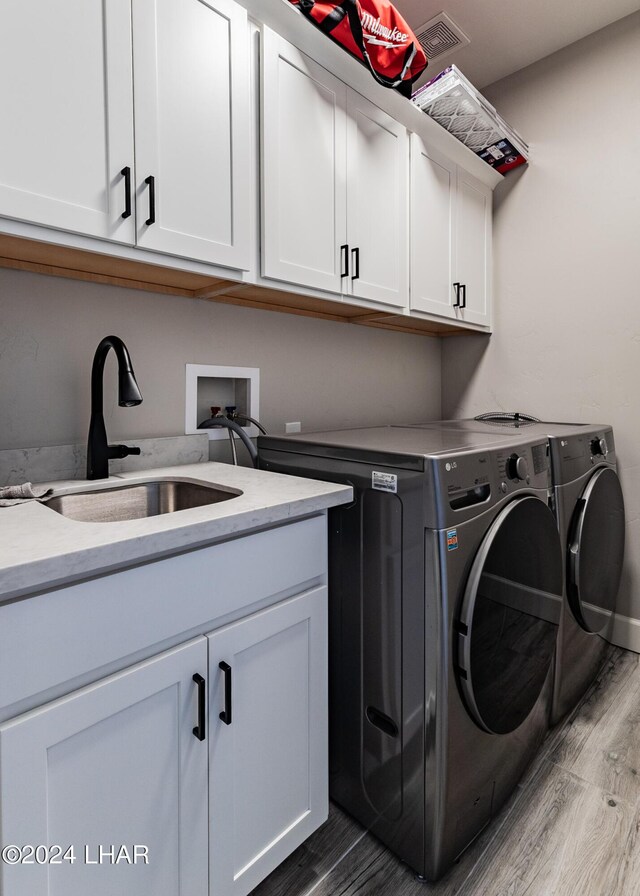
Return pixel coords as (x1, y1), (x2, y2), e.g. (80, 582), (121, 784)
(109, 444), (141, 459)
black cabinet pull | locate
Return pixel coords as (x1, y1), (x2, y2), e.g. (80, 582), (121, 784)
(219, 661), (232, 725)
(120, 167), (132, 219)
(460, 283), (467, 309)
(340, 244), (349, 278)
(145, 175), (156, 226)
(453, 282), (461, 308)
(351, 247), (360, 281)
(192, 673), (206, 741)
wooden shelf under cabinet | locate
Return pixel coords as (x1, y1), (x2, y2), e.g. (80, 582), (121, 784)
(0, 234), (476, 338)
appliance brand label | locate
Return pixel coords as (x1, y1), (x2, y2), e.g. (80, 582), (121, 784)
(446, 529), (458, 551)
(372, 471), (397, 493)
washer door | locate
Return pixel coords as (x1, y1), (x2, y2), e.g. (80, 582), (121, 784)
(457, 496), (563, 734)
(567, 467), (625, 635)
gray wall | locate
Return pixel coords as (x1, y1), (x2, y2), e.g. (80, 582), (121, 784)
(0, 268), (441, 463)
(441, 12), (640, 621)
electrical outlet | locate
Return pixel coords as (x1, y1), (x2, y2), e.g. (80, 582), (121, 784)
(285, 422), (301, 433)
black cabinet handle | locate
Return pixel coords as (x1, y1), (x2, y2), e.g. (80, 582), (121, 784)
(219, 661), (232, 725)
(340, 244), (349, 278)
(351, 247), (360, 281)
(192, 673), (206, 741)
(460, 283), (467, 309)
(121, 167), (132, 219)
(453, 282), (461, 308)
(145, 175), (156, 226)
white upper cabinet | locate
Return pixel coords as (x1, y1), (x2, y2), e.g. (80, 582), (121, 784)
(261, 29), (347, 293)
(0, 0), (252, 269)
(261, 28), (408, 310)
(410, 136), (456, 318)
(455, 168), (492, 326)
(345, 91), (408, 307)
(133, 0), (251, 268)
(1, 3), (494, 329)
(0, 0), (135, 244)
(410, 133), (492, 327)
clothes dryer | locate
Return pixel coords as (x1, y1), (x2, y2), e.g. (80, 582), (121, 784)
(258, 426), (563, 879)
(409, 416), (626, 724)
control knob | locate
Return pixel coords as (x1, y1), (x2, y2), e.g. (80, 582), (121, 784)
(590, 437), (608, 457)
(506, 453), (529, 481)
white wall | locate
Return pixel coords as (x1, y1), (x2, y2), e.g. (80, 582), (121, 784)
(441, 12), (640, 624)
(0, 268), (441, 462)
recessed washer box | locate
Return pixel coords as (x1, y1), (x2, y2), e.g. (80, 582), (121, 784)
(185, 364), (260, 441)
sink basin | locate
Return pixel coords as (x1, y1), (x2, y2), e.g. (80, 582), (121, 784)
(46, 479), (243, 523)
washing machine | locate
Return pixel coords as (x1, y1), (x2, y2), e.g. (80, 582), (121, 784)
(410, 415), (626, 724)
(258, 426), (564, 880)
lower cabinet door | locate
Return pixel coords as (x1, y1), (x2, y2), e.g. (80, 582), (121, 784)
(0, 638), (209, 896)
(208, 586), (328, 896)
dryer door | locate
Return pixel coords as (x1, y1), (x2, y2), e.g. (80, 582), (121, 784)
(567, 467), (625, 635)
(457, 496), (563, 735)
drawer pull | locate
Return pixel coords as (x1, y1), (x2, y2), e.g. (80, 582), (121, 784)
(145, 175), (156, 226)
(120, 167), (132, 219)
(219, 661), (232, 725)
(192, 673), (206, 741)
(351, 246), (360, 281)
(340, 244), (349, 278)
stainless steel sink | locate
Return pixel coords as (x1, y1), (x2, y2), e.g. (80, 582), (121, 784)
(46, 479), (243, 523)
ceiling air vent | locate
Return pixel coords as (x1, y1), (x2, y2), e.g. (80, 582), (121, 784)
(414, 11), (470, 60)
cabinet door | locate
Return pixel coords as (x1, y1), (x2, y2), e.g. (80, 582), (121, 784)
(133, 0), (251, 269)
(0, 638), (208, 896)
(345, 89), (408, 308)
(209, 587), (328, 896)
(261, 28), (347, 293)
(0, 0), (135, 243)
(455, 168), (492, 327)
(409, 134), (457, 318)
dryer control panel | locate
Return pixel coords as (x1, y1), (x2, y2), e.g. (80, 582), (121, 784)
(549, 427), (616, 485)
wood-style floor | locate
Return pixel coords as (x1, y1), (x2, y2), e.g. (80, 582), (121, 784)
(253, 647), (640, 896)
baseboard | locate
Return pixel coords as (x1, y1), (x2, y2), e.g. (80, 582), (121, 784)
(607, 612), (640, 654)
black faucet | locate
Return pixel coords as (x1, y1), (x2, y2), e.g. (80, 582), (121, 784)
(87, 336), (143, 480)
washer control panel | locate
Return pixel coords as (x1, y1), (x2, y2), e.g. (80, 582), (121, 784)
(505, 453), (529, 481)
(434, 440), (551, 523)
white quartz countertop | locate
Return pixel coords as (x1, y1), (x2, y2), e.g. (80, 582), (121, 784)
(0, 463), (352, 603)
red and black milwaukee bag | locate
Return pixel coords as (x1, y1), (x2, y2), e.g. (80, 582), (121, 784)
(290, 0), (427, 97)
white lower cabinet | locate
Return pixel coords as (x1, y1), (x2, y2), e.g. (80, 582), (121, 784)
(209, 587), (328, 896)
(0, 638), (209, 896)
(0, 580), (328, 896)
